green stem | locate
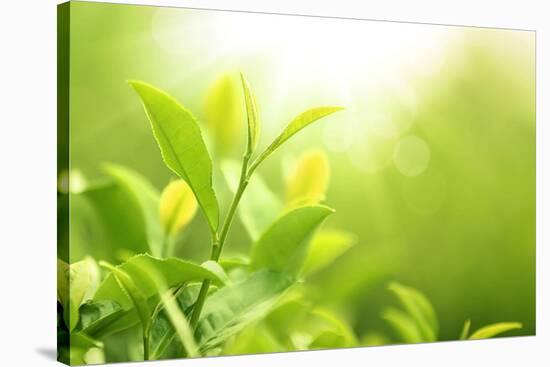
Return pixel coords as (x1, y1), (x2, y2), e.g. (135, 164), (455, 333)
(143, 333), (149, 360)
(189, 154), (251, 329)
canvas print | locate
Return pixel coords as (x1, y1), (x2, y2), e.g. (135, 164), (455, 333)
(57, 1), (535, 365)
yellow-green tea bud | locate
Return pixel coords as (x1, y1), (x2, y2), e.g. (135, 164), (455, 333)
(159, 180), (198, 236)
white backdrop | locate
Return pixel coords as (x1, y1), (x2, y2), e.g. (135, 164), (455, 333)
(0, 0), (546, 366)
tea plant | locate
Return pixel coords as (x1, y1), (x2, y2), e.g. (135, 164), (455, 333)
(57, 74), (522, 364)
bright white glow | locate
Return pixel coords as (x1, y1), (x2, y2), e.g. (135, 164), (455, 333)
(393, 135), (431, 176)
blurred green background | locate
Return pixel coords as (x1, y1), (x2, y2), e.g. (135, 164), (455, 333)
(67, 2), (535, 342)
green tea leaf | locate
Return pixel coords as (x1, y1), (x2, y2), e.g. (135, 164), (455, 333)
(203, 73), (243, 155)
(57, 259), (69, 306)
(285, 149), (330, 207)
(387, 282), (438, 342)
(94, 254), (223, 310)
(460, 319), (471, 340)
(468, 322), (522, 340)
(103, 163), (164, 257)
(201, 260), (230, 285)
(222, 160), (282, 240)
(129, 80), (219, 231)
(240, 73), (260, 155)
(382, 307), (423, 344)
(301, 229), (356, 276)
(252, 106), (343, 169)
(196, 270), (293, 352)
(62, 258), (100, 331)
(150, 284), (202, 359)
(159, 179), (198, 237)
(145, 264), (200, 358)
(250, 205), (334, 276)
(77, 300), (124, 337)
(99, 261), (151, 333)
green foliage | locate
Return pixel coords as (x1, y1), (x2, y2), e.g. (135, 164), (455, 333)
(301, 229), (356, 276)
(203, 73), (243, 155)
(195, 270), (293, 353)
(94, 254), (222, 310)
(381, 283), (522, 345)
(250, 106), (343, 171)
(128, 80), (219, 232)
(59, 71), (527, 365)
(240, 73), (260, 156)
(250, 205), (334, 276)
(103, 163), (164, 257)
(467, 322), (523, 340)
(387, 282), (439, 342)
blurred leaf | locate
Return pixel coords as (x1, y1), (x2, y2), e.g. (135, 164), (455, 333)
(203, 73), (243, 155)
(223, 322), (283, 355)
(240, 73), (260, 156)
(252, 106), (343, 169)
(57, 259), (69, 306)
(70, 332), (104, 365)
(460, 319), (471, 340)
(129, 80), (219, 231)
(79, 182), (149, 262)
(222, 160), (282, 240)
(468, 322), (522, 340)
(196, 270), (293, 352)
(159, 179), (198, 237)
(286, 150), (330, 206)
(387, 282), (439, 342)
(99, 261), (151, 334)
(103, 163), (164, 257)
(361, 331), (391, 346)
(62, 258), (100, 331)
(382, 307), (423, 344)
(307, 308), (358, 349)
(302, 229), (356, 276)
(250, 205), (334, 277)
(219, 255), (250, 271)
(94, 254), (223, 310)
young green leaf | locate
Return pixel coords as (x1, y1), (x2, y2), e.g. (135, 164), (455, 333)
(251, 106), (343, 170)
(103, 163), (164, 257)
(221, 160), (282, 240)
(99, 262), (151, 337)
(468, 322), (522, 340)
(387, 282), (439, 342)
(382, 307), (423, 344)
(301, 229), (356, 276)
(159, 179), (198, 236)
(460, 319), (471, 340)
(285, 149), (330, 206)
(196, 270), (293, 352)
(250, 205), (334, 277)
(203, 73), (243, 155)
(94, 254), (223, 310)
(240, 73), (260, 156)
(128, 80), (219, 232)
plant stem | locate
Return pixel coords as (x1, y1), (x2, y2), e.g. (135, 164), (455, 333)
(143, 334), (149, 360)
(189, 154), (251, 329)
